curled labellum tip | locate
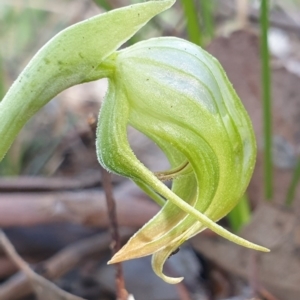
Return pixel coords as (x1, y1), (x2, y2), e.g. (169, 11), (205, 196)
(97, 38), (269, 283)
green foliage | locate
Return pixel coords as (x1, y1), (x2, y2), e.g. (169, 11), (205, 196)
(93, 0), (112, 11)
(227, 194), (251, 233)
(180, 0), (202, 45)
(286, 159), (300, 206)
(0, 55), (4, 101)
(0, 0), (174, 161)
(260, 0), (273, 200)
(200, 0), (215, 42)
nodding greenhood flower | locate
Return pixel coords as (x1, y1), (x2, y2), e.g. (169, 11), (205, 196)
(99, 38), (270, 283)
(0, 0), (269, 284)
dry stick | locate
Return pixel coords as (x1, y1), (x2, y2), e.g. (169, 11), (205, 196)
(236, 0), (249, 28)
(258, 286), (280, 300)
(0, 173), (105, 192)
(100, 167), (129, 300)
(88, 114), (129, 300)
(0, 185), (159, 228)
(248, 251), (280, 300)
(0, 231), (32, 277)
(248, 251), (259, 298)
(0, 230), (85, 300)
(0, 229), (134, 300)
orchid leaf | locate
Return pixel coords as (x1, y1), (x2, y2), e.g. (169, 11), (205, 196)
(0, 0), (175, 160)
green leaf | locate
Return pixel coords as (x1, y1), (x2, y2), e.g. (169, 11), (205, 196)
(0, 0), (175, 161)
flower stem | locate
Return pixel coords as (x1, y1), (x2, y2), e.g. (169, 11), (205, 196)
(180, 0), (202, 45)
(260, 0), (273, 200)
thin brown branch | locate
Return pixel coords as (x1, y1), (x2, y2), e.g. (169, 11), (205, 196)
(248, 251), (259, 298)
(248, 251), (280, 300)
(236, 0), (249, 28)
(0, 229), (134, 300)
(0, 230), (86, 300)
(0, 231), (32, 275)
(100, 170), (121, 256)
(100, 167), (129, 300)
(0, 257), (18, 278)
(0, 182), (159, 228)
(88, 113), (129, 300)
(0, 172), (111, 192)
(259, 286), (281, 300)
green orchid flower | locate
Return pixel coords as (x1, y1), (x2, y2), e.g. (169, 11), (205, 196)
(0, 0), (269, 284)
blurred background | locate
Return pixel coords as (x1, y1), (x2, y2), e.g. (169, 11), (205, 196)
(1, 0), (300, 299)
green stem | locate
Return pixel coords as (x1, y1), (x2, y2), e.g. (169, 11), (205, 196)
(201, 0), (214, 41)
(93, 0), (112, 11)
(180, 0), (202, 46)
(260, 0), (272, 200)
(227, 194), (251, 233)
(286, 159), (300, 206)
(0, 55), (5, 101)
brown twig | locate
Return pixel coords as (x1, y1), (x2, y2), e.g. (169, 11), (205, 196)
(88, 113), (129, 300)
(258, 286), (281, 300)
(248, 251), (280, 300)
(0, 173), (104, 192)
(0, 257), (18, 278)
(99, 170), (122, 257)
(248, 251), (259, 298)
(100, 167), (129, 300)
(0, 231), (32, 276)
(0, 183), (159, 228)
(236, 0), (249, 28)
(0, 229), (134, 300)
(0, 230), (86, 300)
